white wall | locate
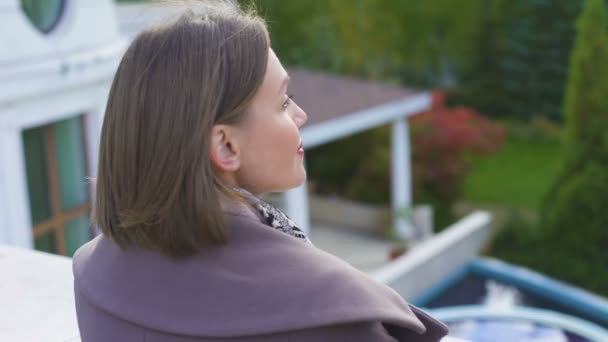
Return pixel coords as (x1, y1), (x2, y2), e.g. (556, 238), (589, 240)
(0, 0), (125, 248)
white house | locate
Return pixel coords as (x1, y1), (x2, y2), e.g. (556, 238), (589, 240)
(0, 0), (125, 256)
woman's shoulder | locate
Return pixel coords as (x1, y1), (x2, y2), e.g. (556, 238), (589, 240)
(72, 214), (445, 340)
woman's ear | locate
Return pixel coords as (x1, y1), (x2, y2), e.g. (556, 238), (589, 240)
(210, 125), (240, 172)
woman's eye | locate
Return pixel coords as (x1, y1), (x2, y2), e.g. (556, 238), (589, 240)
(282, 93), (294, 109)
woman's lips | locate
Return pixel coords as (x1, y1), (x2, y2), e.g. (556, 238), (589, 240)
(297, 142), (304, 155)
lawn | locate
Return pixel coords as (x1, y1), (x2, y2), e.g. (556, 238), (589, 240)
(462, 120), (564, 210)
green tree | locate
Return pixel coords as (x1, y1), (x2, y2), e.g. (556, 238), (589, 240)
(536, 0), (608, 296)
(499, 0), (583, 120)
(563, 0), (608, 143)
(457, 0), (515, 115)
(247, 0), (485, 85)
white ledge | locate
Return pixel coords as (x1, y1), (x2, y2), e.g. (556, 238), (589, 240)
(369, 211), (493, 299)
(0, 245), (80, 342)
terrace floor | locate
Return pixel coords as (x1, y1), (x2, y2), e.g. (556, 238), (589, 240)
(310, 223), (393, 272)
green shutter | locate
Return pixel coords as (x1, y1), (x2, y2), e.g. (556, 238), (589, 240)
(22, 127), (51, 225)
(54, 117), (88, 211)
(54, 116), (91, 255)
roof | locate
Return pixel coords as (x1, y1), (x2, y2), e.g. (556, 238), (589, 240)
(286, 68), (420, 126)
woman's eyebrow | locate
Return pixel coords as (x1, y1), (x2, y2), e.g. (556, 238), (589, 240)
(278, 75), (290, 95)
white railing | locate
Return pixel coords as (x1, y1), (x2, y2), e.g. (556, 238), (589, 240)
(370, 211), (493, 300)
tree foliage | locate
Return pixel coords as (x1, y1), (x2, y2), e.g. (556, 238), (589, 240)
(512, 0), (608, 296)
(563, 0), (608, 143)
(497, 0), (583, 120)
(246, 0), (485, 86)
(249, 0), (586, 121)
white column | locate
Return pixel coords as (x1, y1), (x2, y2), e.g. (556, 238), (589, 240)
(0, 128), (34, 248)
(391, 117), (415, 240)
(284, 181), (310, 235)
(84, 84), (110, 196)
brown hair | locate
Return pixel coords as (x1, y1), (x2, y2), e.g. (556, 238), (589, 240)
(93, 1), (269, 258)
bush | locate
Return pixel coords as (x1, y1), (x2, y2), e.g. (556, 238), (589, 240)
(488, 209), (539, 258)
(541, 160), (608, 294)
(491, 199), (608, 297)
(492, 158), (608, 297)
(410, 92), (504, 227)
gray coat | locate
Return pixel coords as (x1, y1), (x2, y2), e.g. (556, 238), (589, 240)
(73, 206), (448, 341)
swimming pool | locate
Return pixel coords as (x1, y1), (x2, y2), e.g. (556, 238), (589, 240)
(431, 305), (608, 341)
(412, 258), (608, 341)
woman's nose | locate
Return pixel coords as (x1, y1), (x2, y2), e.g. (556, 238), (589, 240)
(292, 102), (307, 128)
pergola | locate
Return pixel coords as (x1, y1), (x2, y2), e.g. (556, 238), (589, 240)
(281, 68), (432, 239)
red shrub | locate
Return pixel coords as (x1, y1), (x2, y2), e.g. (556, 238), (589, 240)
(411, 90), (505, 209)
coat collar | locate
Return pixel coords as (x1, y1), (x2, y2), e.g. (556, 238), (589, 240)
(73, 213), (447, 340)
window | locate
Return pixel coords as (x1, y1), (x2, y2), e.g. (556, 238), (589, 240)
(22, 116), (92, 256)
(21, 0), (66, 34)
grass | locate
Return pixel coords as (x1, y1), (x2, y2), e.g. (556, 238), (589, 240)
(462, 119), (564, 210)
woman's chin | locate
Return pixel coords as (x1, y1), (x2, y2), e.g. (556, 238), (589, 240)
(294, 170), (307, 187)
(274, 173), (307, 193)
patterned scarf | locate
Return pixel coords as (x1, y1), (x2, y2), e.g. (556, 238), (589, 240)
(233, 188), (311, 244)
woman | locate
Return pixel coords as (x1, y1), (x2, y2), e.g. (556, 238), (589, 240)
(73, 2), (448, 341)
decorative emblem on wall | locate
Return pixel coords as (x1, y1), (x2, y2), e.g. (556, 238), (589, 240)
(21, 0), (66, 34)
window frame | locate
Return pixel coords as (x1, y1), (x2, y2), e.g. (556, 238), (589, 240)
(27, 116), (91, 256)
(0, 96), (99, 252)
